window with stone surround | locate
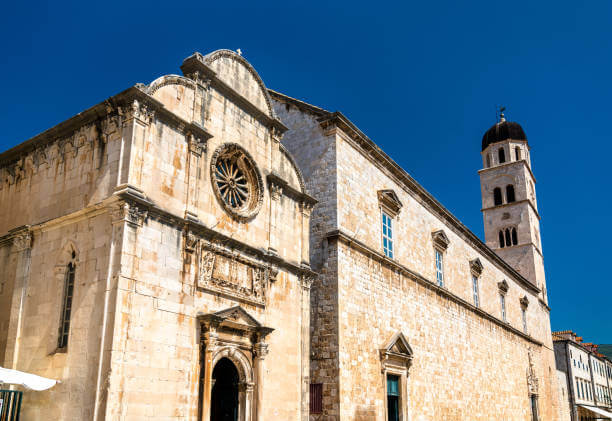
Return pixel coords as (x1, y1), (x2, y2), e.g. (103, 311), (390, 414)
(469, 258), (483, 308)
(431, 230), (449, 287)
(378, 190), (402, 259)
(520, 296), (529, 334)
(380, 332), (412, 421)
(58, 253), (76, 349)
(500, 294), (506, 322)
(498, 147), (506, 163)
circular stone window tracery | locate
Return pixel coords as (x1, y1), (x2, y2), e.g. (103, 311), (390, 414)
(211, 144), (264, 221)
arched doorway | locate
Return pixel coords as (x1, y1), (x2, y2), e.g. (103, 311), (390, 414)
(211, 357), (239, 421)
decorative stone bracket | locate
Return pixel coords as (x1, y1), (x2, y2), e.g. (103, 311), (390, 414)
(431, 230), (450, 251)
(377, 189), (403, 217)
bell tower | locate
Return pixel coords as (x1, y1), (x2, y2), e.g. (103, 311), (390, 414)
(479, 111), (547, 302)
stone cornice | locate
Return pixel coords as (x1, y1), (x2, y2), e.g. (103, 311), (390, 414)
(326, 229), (544, 346)
(180, 54), (288, 134)
(115, 188), (317, 279)
(0, 86), (213, 167)
(266, 173), (317, 207)
(478, 158), (538, 185)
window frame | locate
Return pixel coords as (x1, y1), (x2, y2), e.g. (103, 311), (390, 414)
(500, 293), (507, 322)
(472, 275), (480, 308)
(58, 259), (76, 350)
(435, 248), (444, 287)
(381, 210), (394, 259)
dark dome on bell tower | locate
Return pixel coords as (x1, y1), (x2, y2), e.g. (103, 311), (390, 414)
(481, 113), (527, 151)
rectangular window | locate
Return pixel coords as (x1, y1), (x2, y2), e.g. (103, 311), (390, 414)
(58, 263), (75, 349)
(382, 212), (394, 258)
(435, 249), (444, 286)
(500, 294), (506, 322)
(387, 375), (400, 421)
(310, 383), (322, 414)
(472, 276), (479, 307)
(522, 308), (528, 333)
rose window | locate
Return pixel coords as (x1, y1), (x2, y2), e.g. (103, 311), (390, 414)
(211, 144), (263, 220)
(215, 159), (249, 208)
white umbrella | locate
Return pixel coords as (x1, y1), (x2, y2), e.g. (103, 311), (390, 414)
(0, 367), (59, 391)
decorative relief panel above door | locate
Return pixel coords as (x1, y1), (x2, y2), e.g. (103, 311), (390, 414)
(197, 243), (276, 307)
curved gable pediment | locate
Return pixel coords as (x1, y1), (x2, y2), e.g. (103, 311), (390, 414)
(180, 50), (276, 119)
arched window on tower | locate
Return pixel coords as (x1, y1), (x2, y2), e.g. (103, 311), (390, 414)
(506, 185), (516, 203)
(498, 148), (506, 163)
(499, 231), (505, 248)
(505, 229), (511, 247)
(493, 188), (503, 206)
(486, 154), (491, 168)
(512, 227), (518, 245)
(515, 147), (521, 160)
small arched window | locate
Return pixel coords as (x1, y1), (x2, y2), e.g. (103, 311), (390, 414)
(506, 185), (516, 203)
(505, 229), (511, 247)
(515, 147), (521, 160)
(498, 148), (506, 163)
(512, 227), (518, 245)
(58, 251), (76, 349)
(493, 187), (503, 206)
(499, 231), (505, 248)
(486, 154), (491, 168)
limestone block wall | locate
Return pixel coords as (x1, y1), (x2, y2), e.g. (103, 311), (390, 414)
(2, 212), (114, 420)
(104, 216), (307, 420)
(272, 100), (342, 417)
(0, 116), (122, 234)
(272, 95), (563, 419)
(336, 240), (559, 420)
(333, 130), (550, 345)
(0, 242), (16, 364)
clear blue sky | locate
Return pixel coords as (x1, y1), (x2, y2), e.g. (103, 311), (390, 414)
(1, 1), (610, 341)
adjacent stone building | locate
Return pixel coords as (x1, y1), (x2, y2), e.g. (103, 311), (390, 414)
(553, 331), (612, 420)
(271, 96), (567, 420)
(1, 49), (567, 420)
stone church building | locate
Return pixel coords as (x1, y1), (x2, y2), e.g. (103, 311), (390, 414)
(0, 50), (567, 420)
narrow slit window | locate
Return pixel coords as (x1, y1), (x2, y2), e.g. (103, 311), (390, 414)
(435, 249), (444, 287)
(58, 261), (76, 349)
(499, 230), (505, 248)
(498, 148), (506, 163)
(505, 229), (512, 247)
(382, 212), (394, 258)
(486, 154), (491, 168)
(387, 374), (400, 421)
(512, 228), (518, 245)
(515, 146), (521, 160)
(522, 308), (527, 333)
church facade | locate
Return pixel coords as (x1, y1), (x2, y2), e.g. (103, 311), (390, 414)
(0, 49), (567, 420)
